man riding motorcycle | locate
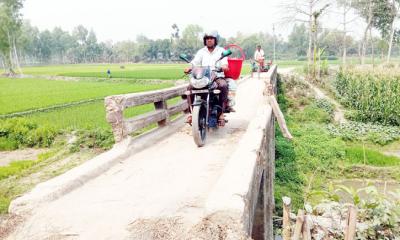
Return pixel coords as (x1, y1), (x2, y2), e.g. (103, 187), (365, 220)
(185, 31), (231, 126)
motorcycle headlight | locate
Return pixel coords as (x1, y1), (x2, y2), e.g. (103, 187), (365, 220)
(190, 76), (210, 89)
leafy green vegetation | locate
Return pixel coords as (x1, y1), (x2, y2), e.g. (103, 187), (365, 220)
(275, 74), (346, 212)
(328, 121), (400, 145)
(335, 69), (400, 126)
(68, 128), (115, 152)
(0, 160), (35, 180)
(275, 73), (400, 215)
(0, 118), (57, 150)
(306, 185), (400, 239)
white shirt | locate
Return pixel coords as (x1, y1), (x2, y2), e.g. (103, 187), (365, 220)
(254, 49), (265, 61)
(191, 46), (228, 69)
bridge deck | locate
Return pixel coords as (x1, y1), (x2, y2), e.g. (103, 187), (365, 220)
(8, 73), (271, 240)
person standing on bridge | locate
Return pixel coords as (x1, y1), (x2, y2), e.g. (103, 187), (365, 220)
(184, 31), (233, 125)
(254, 45), (265, 72)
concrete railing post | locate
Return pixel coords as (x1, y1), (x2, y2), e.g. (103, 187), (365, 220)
(105, 96), (125, 143)
(154, 100), (168, 127)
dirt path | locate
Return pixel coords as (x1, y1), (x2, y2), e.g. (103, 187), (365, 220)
(0, 149), (47, 167)
(280, 69), (346, 124)
(305, 80), (346, 123)
(7, 74), (267, 240)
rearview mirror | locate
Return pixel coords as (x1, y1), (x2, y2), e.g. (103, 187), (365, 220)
(219, 49), (232, 60)
(179, 53), (191, 63)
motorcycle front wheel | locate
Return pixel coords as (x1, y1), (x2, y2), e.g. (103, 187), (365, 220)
(192, 104), (207, 147)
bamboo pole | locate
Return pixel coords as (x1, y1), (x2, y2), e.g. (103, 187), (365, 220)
(282, 197), (292, 240)
(268, 95), (293, 140)
(292, 210), (304, 240)
(302, 214), (311, 240)
(344, 205), (357, 240)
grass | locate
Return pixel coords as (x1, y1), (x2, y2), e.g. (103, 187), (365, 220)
(0, 150), (57, 213)
(6, 62), (257, 79)
(345, 146), (400, 166)
(25, 101), (155, 130)
(0, 148), (95, 214)
(0, 63), (189, 214)
(0, 77), (172, 115)
(0, 160), (36, 180)
(19, 63), (187, 79)
(21, 97), (181, 131)
(274, 73), (400, 214)
(275, 74), (345, 212)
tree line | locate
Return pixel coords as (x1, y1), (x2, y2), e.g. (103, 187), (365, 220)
(281, 0), (400, 79)
(2, 0), (400, 75)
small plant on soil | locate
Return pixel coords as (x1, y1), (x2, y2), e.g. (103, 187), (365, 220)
(327, 121), (400, 145)
(69, 128), (114, 152)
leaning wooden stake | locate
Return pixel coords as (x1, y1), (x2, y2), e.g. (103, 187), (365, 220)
(344, 205), (357, 240)
(292, 210), (304, 240)
(269, 95), (293, 140)
(282, 197), (292, 240)
(265, 83), (293, 140)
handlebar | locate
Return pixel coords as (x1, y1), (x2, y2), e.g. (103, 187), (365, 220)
(212, 67), (224, 73)
(184, 67), (223, 74)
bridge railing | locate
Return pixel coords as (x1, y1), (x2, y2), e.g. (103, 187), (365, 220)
(105, 84), (189, 142)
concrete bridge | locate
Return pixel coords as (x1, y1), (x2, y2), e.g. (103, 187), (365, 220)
(6, 66), (282, 240)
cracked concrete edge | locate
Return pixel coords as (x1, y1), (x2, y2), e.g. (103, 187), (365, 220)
(205, 103), (273, 235)
(8, 116), (187, 215)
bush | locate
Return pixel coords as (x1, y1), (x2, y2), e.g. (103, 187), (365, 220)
(0, 118), (57, 150)
(0, 137), (18, 150)
(69, 128), (114, 152)
(308, 186), (400, 239)
(295, 103), (332, 124)
(321, 59), (329, 75)
(314, 99), (334, 118)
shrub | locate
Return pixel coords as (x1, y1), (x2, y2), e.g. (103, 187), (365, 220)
(0, 118), (57, 150)
(69, 128), (114, 152)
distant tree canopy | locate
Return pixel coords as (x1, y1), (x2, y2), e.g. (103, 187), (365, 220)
(288, 24), (309, 57)
(0, 0), (24, 73)
(3, 0), (400, 67)
(2, 21), (290, 65)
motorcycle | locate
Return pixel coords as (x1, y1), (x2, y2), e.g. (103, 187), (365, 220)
(179, 49), (232, 147)
(251, 59), (272, 73)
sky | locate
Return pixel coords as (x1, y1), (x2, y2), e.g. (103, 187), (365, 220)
(21, 0), (366, 42)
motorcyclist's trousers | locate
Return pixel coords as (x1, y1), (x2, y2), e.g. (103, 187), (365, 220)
(215, 78), (228, 112)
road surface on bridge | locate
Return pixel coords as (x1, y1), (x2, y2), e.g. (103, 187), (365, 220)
(7, 72), (274, 240)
